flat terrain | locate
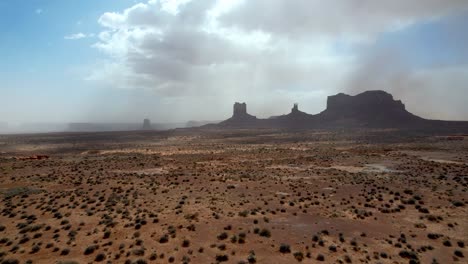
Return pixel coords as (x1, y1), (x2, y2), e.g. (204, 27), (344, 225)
(0, 129), (467, 264)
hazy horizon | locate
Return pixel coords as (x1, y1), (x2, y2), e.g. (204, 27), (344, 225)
(2, 0), (468, 130)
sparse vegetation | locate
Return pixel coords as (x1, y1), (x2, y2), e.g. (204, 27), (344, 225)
(0, 129), (467, 263)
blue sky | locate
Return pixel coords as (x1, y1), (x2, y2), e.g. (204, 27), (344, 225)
(1, 0), (468, 128)
(0, 0), (138, 124)
(373, 12), (468, 68)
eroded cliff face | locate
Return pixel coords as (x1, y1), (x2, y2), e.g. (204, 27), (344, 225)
(319, 90), (423, 126)
(142, 119), (152, 130)
(219, 102), (258, 127)
(211, 90), (465, 130)
(326, 91), (405, 114)
(233, 102), (248, 117)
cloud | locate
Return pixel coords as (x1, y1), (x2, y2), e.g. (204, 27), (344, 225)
(35, 8), (43, 14)
(221, 0), (468, 41)
(64, 33), (93, 40)
(91, 0), (348, 96)
(87, 0), (468, 120)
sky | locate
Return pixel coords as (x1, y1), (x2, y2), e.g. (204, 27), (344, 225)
(1, 0), (468, 129)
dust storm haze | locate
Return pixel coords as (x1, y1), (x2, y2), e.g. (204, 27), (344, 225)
(2, 2), (468, 264)
(1, 0), (468, 133)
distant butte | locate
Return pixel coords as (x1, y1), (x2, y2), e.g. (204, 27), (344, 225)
(219, 102), (258, 127)
(208, 90), (468, 131)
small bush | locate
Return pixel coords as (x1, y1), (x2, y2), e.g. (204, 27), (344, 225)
(159, 235), (169, 243)
(182, 239), (190, 247)
(279, 244), (291, 253)
(215, 254), (229, 262)
(293, 251), (304, 262)
(95, 253), (106, 262)
(84, 244), (98, 255)
(217, 232), (228, 240)
(259, 229), (271, 238)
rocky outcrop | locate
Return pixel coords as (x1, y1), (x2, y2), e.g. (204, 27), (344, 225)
(142, 119), (152, 130)
(233, 102), (247, 116)
(219, 102), (258, 127)
(209, 90), (468, 131)
(318, 90), (424, 127)
(270, 103), (314, 127)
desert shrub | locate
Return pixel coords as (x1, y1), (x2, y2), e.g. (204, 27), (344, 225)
(312, 235), (319, 242)
(84, 244), (98, 255)
(30, 245), (40, 254)
(60, 248), (70, 256)
(218, 244), (226, 251)
(418, 207), (430, 214)
(149, 253), (157, 260)
(230, 235), (238, 243)
(215, 254), (229, 262)
(238, 210), (249, 217)
(279, 244), (291, 253)
(293, 251), (304, 261)
(135, 239), (143, 246)
(259, 228), (271, 238)
(399, 250), (418, 260)
(217, 232), (228, 240)
(158, 235), (169, 243)
(103, 229), (111, 239)
(427, 233), (442, 240)
(95, 253), (106, 261)
(247, 251), (256, 263)
(1, 259), (20, 264)
(19, 235), (30, 244)
(132, 248), (145, 256)
(180, 254), (190, 263)
(182, 239), (190, 247)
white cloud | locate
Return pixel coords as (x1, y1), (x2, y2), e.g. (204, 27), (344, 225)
(35, 8), (43, 14)
(91, 0), (348, 96)
(64, 33), (93, 40)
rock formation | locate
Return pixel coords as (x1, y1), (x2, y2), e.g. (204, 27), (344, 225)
(233, 102), (247, 116)
(219, 102), (258, 127)
(318, 90), (424, 127)
(291, 103), (299, 113)
(209, 90), (468, 131)
(270, 103), (314, 127)
(142, 119), (152, 130)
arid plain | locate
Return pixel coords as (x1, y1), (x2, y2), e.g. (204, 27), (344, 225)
(0, 129), (467, 264)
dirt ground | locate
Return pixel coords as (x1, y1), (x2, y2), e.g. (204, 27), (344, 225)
(0, 129), (467, 264)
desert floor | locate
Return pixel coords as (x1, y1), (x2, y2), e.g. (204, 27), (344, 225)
(0, 129), (467, 264)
